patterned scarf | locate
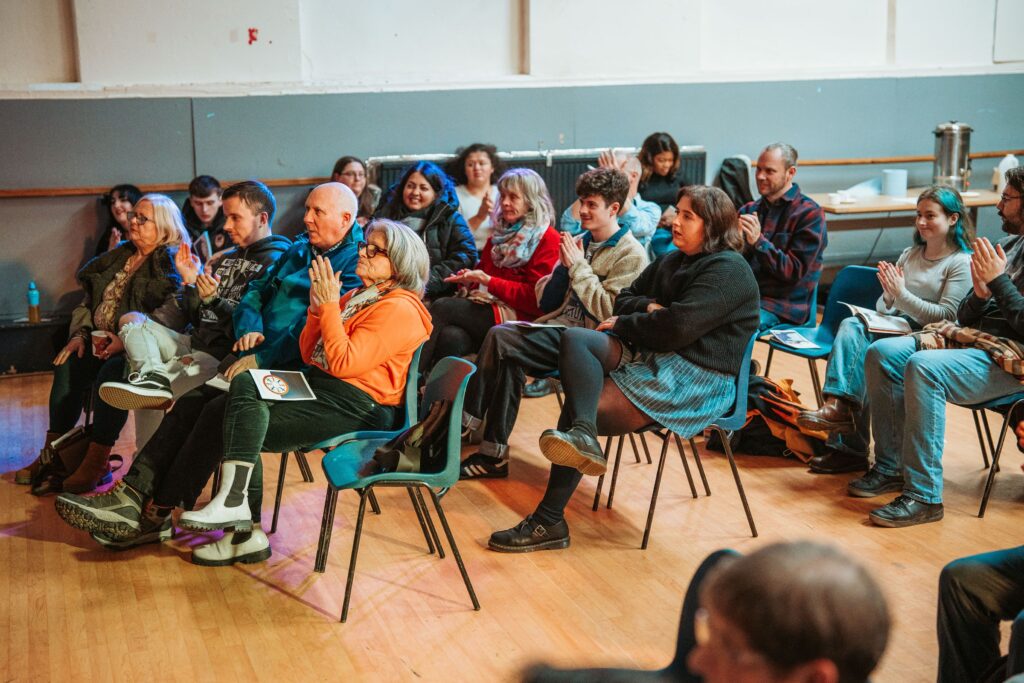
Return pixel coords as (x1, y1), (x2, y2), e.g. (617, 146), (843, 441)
(489, 220), (548, 269)
(914, 321), (1024, 382)
(310, 282), (393, 370)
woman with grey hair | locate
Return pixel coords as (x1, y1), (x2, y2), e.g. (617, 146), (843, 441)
(418, 167), (560, 373)
(175, 219), (433, 565)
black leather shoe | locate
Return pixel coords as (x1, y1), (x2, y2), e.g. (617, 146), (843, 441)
(808, 449), (869, 474)
(539, 428), (606, 476)
(847, 467), (904, 498)
(524, 377), (561, 399)
(869, 495), (944, 528)
(488, 515), (570, 553)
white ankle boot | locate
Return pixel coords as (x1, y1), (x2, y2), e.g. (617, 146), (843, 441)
(179, 461), (254, 531)
(191, 527), (271, 567)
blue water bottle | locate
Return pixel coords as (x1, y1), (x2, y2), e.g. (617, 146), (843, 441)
(27, 281), (40, 323)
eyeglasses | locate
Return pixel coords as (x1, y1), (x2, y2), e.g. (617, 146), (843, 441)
(1001, 191), (1022, 203)
(127, 211), (152, 226)
(339, 171), (366, 180)
(693, 608), (769, 669)
(357, 241), (388, 258)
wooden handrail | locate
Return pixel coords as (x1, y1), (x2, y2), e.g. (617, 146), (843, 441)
(1, 148), (1021, 200)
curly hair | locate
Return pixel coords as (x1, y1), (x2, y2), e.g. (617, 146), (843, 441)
(446, 143), (503, 186)
(575, 167), (630, 210)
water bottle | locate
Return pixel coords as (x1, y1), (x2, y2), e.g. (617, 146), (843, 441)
(27, 281), (40, 323)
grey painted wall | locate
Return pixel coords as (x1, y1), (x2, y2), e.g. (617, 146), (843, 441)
(1, 73), (1021, 319)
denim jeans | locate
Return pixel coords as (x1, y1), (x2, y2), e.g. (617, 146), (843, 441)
(937, 545), (1024, 683)
(822, 317), (878, 456)
(864, 336), (1023, 503)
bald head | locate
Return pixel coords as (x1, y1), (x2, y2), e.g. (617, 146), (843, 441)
(304, 182), (357, 249)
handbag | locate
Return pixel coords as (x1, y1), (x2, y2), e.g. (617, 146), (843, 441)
(30, 426), (91, 496)
(364, 400), (452, 476)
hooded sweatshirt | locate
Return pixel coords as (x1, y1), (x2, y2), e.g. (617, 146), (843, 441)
(183, 233), (291, 359)
(299, 287), (433, 406)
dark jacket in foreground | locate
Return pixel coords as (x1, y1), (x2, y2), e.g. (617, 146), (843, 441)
(612, 249), (760, 375)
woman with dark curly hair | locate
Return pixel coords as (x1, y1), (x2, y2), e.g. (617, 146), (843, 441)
(448, 143), (503, 250)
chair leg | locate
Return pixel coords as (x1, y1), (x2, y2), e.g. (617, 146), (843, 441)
(340, 489), (370, 623)
(628, 433), (641, 463)
(716, 427), (758, 537)
(314, 486), (339, 573)
(270, 452), (289, 534)
(808, 359), (824, 407)
(606, 436), (626, 510)
(592, 437), (613, 511)
(641, 435), (672, 550)
(638, 432), (653, 464)
(764, 346), (774, 377)
(971, 409), (991, 469)
(675, 432), (697, 499)
(406, 487), (436, 555)
(296, 451), (314, 482)
(980, 410), (998, 469)
(415, 487), (444, 559)
(979, 409), (1014, 517)
(425, 487), (480, 611)
(367, 488), (382, 515)
(555, 388), (564, 410)
(684, 435), (711, 496)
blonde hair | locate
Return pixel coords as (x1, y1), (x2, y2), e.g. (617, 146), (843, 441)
(135, 193), (192, 248)
(492, 168), (556, 231)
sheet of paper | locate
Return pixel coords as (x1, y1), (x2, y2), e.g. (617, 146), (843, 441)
(771, 329), (820, 349)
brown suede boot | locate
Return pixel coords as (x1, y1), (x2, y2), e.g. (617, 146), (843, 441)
(61, 442), (113, 494)
(15, 430), (61, 485)
(797, 396), (856, 434)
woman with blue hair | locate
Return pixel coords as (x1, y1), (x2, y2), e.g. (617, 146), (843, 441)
(375, 160), (477, 300)
(798, 186), (974, 473)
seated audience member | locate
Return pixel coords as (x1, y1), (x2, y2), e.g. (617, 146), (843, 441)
(53, 183), (363, 552)
(96, 184), (142, 256)
(489, 186), (759, 551)
(938, 545), (1024, 683)
(94, 181), (290, 411)
(525, 542), (890, 683)
(851, 167), (1024, 528)
(459, 167), (648, 479)
(739, 143), (827, 330)
(637, 132), (686, 258)
(419, 168), (559, 374)
(175, 220), (432, 564)
(798, 186), (973, 474)
(560, 152), (660, 250)
(331, 155), (380, 227)
(375, 160), (477, 300)
(182, 175), (231, 262)
(447, 143), (503, 250)
(15, 194), (189, 492)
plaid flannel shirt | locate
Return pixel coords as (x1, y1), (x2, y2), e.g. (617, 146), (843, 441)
(739, 183), (827, 325)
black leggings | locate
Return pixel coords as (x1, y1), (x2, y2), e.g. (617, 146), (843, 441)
(420, 296), (497, 373)
(535, 328), (652, 525)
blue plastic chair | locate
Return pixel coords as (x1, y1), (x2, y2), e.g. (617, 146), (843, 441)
(318, 357), (479, 622)
(267, 345), (425, 534)
(761, 281), (818, 375)
(762, 266), (882, 406)
(594, 332), (760, 548)
(961, 391), (1024, 517)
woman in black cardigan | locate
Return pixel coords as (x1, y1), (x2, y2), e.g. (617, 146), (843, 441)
(489, 185), (760, 552)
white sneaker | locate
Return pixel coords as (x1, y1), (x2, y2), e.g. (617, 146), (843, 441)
(178, 461), (254, 532)
(191, 528), (272, 567)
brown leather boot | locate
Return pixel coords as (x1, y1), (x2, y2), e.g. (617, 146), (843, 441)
(797, 396), (856, 434)
(62, 442), (113, 494)
(15, 430), (61, 485)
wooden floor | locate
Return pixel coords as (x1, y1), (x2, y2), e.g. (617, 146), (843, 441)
(2, 346), (1022, 682)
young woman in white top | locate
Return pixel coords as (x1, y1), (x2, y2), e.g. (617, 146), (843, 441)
(449, 143), (502, 250)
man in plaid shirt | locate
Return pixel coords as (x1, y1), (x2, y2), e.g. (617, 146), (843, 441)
(738, 143), (827, 329)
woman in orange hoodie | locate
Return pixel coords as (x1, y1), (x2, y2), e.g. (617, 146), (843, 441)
(178, 219), (433, 565)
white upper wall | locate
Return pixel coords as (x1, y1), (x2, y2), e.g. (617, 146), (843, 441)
(0, 0), (1021, 94)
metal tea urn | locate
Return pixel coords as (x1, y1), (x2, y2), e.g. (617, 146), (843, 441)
(933, 121), (972, 190)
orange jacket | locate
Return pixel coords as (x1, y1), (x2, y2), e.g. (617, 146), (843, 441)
(299, 288), (433, 406)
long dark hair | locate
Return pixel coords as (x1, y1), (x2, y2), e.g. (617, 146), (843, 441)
(639, 132), (680, 184)
(445, 143), (503, 186)
(101, 183), (142, 228)
(380, 161), (459, 217)
(676, 185), (744, 254)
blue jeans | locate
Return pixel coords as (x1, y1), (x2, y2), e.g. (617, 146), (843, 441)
(864, 336), (1023, 504)
(938, 545), (1024, 683)
(822, 317), (878, 456)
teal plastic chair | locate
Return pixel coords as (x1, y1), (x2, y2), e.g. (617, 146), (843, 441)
(269, 344), (424, 534)
(761, 281), (818, 376)
(318, 356), (479, 622)
(762, 266), (881, 406)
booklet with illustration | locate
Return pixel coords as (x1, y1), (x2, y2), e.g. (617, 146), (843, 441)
(840, 302), (912, 335)
(248, 369), (317, 401)
(770, 329), (820, 349)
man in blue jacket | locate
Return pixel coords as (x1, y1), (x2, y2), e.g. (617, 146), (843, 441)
(55, 182), (363, 564)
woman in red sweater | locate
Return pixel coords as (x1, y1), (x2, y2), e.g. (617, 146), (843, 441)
(419, 168), (559, 373)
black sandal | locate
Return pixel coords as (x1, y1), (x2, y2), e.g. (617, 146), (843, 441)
(459, 453), (508, 480)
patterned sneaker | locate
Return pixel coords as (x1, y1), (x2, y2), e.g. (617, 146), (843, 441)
(459, 453), (509, 480)
(91, 517), (175, 550)
(99, 371), (173, 411)
(55, 479), (144, 539)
